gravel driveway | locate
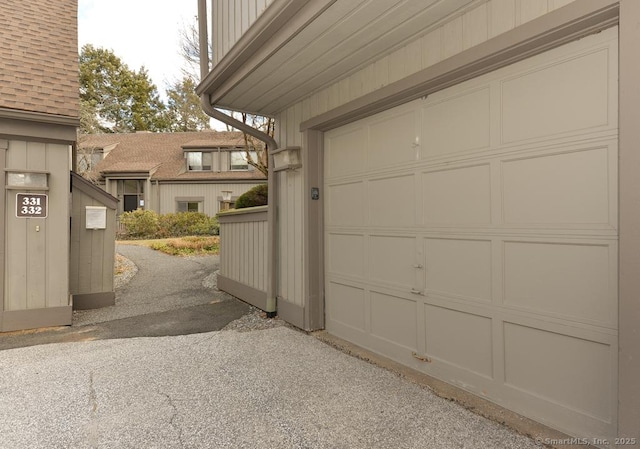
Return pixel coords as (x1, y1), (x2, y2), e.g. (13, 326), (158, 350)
(0, 244), (542, 448)
(0, 327), (541, 449)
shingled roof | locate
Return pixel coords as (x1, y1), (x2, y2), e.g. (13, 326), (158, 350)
(0, 0), (79, 118)
(80, 131), (267, 182)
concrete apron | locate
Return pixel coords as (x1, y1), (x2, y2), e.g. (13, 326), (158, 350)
(313, 330), (582, 449)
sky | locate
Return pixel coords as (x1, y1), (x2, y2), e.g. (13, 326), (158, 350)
(78, 0), (199, 94)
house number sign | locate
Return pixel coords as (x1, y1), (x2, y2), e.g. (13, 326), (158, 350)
(16, 193), (48, 218)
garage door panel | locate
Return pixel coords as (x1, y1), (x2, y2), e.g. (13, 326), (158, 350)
(370, 235), (416, 287)
(326, 282), (366, 331)
(368, 108), (418, 168)
(327, 181), (364, 226)
(371, 291), (417, 350)
(503, 322), (614, 422)
(425, 238), (492, 302)
(369, 174), (416, 226)
(422, 164), (491, 225)
(425, 305), (493, 378)
(324, 29), (618, 440)
(501, 48), (611, 143)
(502, 147), (611, 225)
(503, 241), (615, 326)
(326, 126), (366, 177)
(327, 233), (365, 278)
(422, 87), (491, 156)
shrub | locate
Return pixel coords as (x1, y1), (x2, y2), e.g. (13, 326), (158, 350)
(235, 184), (268, 209)
(158, 212), (219, 237)
(120, 211), (219, 239)
(119, 209), (159, 239)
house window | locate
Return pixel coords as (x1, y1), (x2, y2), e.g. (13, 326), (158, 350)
(187, 152), (213, 171)
(176, 197), (204, 213)
(230, 150), (257, 171)
(117, 179), (145, 213)
(177, 201), (201, 213)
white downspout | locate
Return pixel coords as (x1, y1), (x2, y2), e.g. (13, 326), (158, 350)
(198, 0), (278, 316)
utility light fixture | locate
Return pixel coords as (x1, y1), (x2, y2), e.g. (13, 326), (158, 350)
(272, 146), (301, 172)
(221, 190), (233, 211)
(221, 190), (233, 202)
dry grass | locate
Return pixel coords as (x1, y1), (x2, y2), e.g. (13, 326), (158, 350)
(119, 236), (220, 256)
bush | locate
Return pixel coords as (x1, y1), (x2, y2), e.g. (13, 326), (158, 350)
(158, 212), (219, 237)
(235, 184), (268, 209)
(119, 209), (159, 239)
(119, 210), (219, 239)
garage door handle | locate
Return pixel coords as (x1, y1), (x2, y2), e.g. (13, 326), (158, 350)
(413, 264), (423, 269)
(410, 288), (424, 295)
(412, 352), (431, 363)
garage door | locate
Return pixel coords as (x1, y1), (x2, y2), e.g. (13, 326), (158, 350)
(324, 27), (618, 440)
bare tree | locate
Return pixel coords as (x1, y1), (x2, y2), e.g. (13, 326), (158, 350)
(239, 112), (275, 177)
(178, 18), (212, 80)
(178, 18), (274, 178)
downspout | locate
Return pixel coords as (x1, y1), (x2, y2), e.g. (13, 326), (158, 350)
(198, 0), (278, 316)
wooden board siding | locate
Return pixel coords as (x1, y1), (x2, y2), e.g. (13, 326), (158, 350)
(69, 175), (116, 300)
(218, 207), (268, 309)
(5, 140), (70, 312)
(158, 182), (265, 216)
(213, 0), (274, 65)
(274, 104), (305, 309)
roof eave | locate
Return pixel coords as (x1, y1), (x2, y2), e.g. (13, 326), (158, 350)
(155, 178), (267, 184)
(196, 0), (337, 113)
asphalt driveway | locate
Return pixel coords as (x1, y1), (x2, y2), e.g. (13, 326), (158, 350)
(0, 245), (542, 448)
(0, 244), (250, 351)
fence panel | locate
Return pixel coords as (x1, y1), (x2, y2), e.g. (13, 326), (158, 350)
(217, 206), (268, 310)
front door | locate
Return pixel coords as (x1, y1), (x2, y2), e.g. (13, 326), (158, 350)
(118, 179), (145, 213)
(123, 195), (138, 212)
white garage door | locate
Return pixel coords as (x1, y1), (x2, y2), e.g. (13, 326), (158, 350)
(324, 27), (618, 440)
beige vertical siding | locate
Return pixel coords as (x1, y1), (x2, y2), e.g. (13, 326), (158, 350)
(158, 182), (265, 216)
(5, 140), (70, 311)
(273, 0), (580, 308)
(213, 0), (274, 65)
(274, 104), (305, 307)
(219, 207), (268, 293)
(69, 186), (116, 297)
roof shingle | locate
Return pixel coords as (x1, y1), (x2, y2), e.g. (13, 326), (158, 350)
(80, 131), (267, 181)
(0, 0), (79, 118)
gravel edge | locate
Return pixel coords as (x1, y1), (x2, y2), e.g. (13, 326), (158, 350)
(114, 253), (138, 290)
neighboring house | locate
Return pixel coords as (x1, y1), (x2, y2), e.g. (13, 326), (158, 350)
(80, 131), (267, 216)
(0, 0), (79, 331)
(197, 0), (640, 444)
